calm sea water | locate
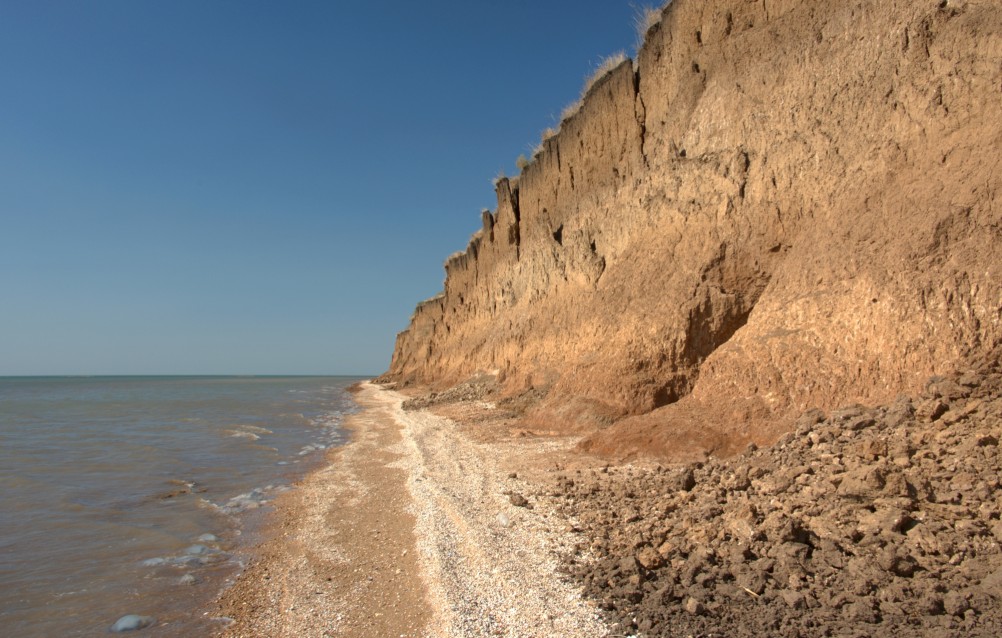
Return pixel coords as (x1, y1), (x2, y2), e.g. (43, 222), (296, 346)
(0, 375), (362, 637)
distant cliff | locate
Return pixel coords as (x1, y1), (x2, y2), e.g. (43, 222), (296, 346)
(384, 0), (1002, 459)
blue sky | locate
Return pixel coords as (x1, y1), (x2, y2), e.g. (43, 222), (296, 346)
(0, 0), (647, 375)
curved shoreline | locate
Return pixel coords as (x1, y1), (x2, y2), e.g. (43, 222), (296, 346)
(211, 382), (605, 637)
(212, 383), (430, 637)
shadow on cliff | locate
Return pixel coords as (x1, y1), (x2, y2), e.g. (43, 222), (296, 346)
(382, 0), (1002, 462)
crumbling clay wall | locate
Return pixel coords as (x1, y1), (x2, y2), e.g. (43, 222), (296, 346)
(386, 0), (1002, 459)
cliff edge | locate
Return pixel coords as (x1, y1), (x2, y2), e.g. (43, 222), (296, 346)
(384, 0), (1002, 460)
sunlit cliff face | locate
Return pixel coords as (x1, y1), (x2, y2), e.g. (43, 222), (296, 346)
(386, 0), (1002, 459)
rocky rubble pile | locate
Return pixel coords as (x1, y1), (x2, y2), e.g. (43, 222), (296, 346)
(545, 364), (1002, 637)
(400, 374), (496, 411)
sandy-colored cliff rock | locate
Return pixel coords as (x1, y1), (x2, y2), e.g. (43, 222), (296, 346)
(385, 0), (1002, 459)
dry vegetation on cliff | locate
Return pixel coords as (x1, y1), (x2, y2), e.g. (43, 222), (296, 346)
(558, 50), (629, 125)
(531, 4), (663, 161)
(633, 4), (664, 51)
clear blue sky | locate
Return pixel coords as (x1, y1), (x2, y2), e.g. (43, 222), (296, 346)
(0, 0), (647, 375)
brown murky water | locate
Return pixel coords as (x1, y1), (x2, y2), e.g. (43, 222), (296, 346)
(0, 376), (361, 637)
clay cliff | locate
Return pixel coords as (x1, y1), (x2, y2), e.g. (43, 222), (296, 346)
(384, 0), (1002, 459)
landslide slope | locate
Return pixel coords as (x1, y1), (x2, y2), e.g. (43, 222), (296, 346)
(385, 0), (1002, 459)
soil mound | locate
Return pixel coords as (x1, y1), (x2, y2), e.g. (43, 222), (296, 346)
(547, 359), (1002, 636)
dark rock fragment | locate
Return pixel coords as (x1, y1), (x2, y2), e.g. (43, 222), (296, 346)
(674, 466), (696, 492)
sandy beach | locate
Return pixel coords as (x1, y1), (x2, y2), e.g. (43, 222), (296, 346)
(212, 365), (1002, 638)
(212, 382), (607, 637)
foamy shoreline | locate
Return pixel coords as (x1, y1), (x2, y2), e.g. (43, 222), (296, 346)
(211, 382), (607, 637)
(0, 376), (360, 638)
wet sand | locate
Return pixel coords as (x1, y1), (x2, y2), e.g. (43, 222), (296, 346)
(213, 384), (430, 637)
(212, 382), (606, 637)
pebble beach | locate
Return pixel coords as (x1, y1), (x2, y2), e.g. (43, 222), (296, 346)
(212, 382), (607, 637)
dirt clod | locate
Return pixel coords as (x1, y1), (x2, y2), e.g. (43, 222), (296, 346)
(550, 366), (1002, 637)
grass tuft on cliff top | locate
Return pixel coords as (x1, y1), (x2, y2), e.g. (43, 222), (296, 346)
(634, 4), (664, 52)
(559, 51), (629, 124)
(526, 4), (667, 170)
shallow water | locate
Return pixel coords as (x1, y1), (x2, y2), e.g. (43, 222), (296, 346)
(0, 375), (361, 637)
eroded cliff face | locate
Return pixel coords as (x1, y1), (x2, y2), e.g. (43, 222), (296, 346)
(386, 0), (1002, 459)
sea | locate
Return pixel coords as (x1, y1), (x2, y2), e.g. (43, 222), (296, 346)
(0, 375), (362, 637)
